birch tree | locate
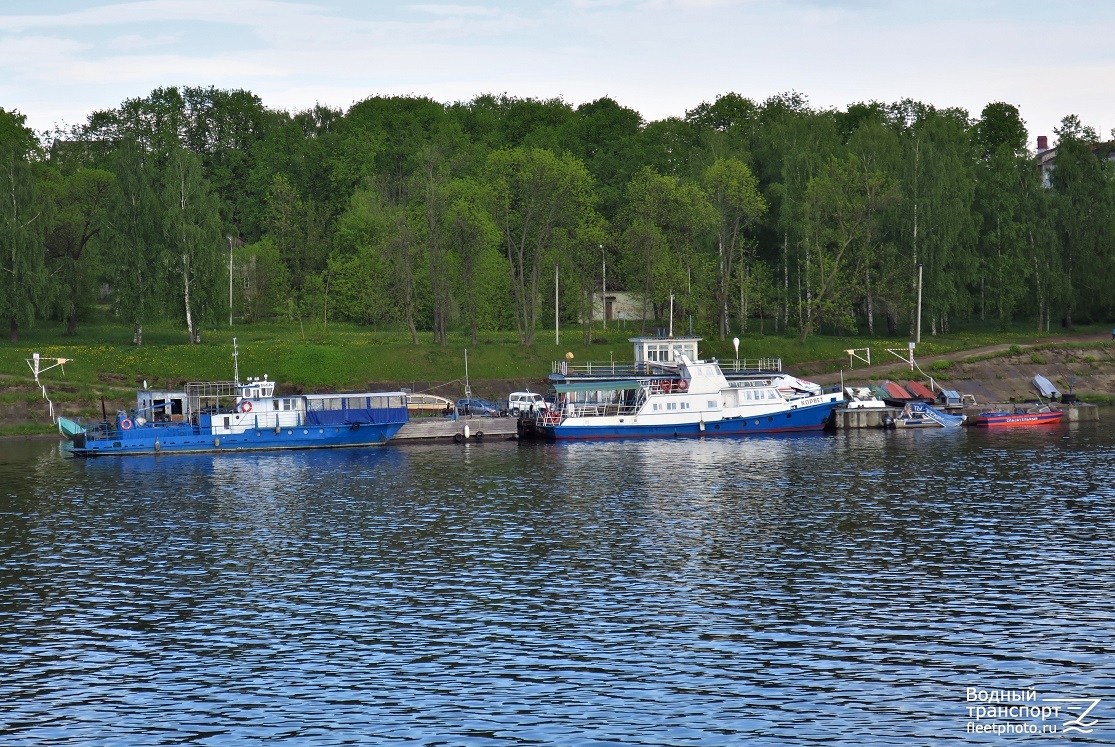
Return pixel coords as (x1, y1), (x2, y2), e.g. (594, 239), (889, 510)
(0, 109), (47, 342)
(799, 155), (898, 340)
(703, 157), (766, 338)
(1049, 116), (1114, 325)
(162, 147), (223, 343)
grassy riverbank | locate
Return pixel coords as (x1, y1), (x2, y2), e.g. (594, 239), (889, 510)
(2, 319), (1111, 435)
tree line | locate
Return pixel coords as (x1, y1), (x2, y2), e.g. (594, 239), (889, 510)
(1, 87), (1112, 346)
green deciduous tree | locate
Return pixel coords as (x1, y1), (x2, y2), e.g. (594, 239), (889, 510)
(973, 102), (1028, 159)
(845, 118), (904, 335)
(1049, 116), (1115, 325)
(619, 167), (716, 332)
(0, 108), (48, 342)
(439, 177), (503, 346)
(563, 98), (646, 220)
(800, 155), (898, 340)
(752, 95), (840, 332)
(106, 138), (164, 345)
(235, 236), (291, 322)
(486, 147), (597, 345)
(43, 167), (115, 335)
(703, 157), (767, 338)
(902, 108), (978, 335)
(162, 147), (224, 343)
(974, 147), (1030, 328)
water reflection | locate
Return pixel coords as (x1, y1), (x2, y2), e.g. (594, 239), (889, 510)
(2, 424), (1114, 745)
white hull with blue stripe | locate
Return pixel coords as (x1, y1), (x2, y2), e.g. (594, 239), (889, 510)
(529, 354), (842, 440)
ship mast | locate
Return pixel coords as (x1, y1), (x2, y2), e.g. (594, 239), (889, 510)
(232, 337), (240, 384)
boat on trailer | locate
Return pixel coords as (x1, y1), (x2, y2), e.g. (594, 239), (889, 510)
(525, 352), (843, 440)
(57, 345), (408, 456)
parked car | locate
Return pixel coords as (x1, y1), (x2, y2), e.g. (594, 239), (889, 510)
(455, 398), (502, 417)
(507, 391), (548, 417)
(407, 393), (455, 416)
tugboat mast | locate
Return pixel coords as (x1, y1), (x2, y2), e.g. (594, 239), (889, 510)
(232, 337), (240, 385)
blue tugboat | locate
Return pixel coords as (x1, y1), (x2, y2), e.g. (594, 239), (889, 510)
(57, 343), (407, 457)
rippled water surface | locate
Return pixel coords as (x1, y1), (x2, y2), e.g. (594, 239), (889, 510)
(2, 421), (1114, 745)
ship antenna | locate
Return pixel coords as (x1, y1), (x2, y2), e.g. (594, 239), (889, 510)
(232, 337), (240, 384)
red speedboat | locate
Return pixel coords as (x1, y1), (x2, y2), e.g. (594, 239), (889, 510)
(974, 406), (1064, 427)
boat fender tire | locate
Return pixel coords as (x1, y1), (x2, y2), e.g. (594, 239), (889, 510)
(454, 432), (464, 443)
(475, 432), (484, 441)
(120, 418), (133, 430)
(214, 438), (220, 448)
(154, 441), (160, 452)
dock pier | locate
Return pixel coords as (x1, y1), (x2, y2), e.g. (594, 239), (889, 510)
(394, 416), (520, 442)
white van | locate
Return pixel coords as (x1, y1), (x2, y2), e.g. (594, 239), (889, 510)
(507, 391), (548, 416)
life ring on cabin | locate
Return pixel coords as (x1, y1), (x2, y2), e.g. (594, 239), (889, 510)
(120, 418), (133, 430)
(678, 379), (688, 391)
(240, 401), (253, 413)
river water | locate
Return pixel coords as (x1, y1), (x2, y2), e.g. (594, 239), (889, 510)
(2, 420), (1113, 745)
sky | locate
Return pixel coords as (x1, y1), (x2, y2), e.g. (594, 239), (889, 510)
(3, 0), (1115, 149)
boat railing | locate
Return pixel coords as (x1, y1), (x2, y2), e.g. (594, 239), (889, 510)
(83, 419), (204, 441)
(551, 360), (644, 376)
(719, 357), (782, 373)
(551, 357), (781, 375)
(185, 381), (241, 399)
(541, 402), (642, 421)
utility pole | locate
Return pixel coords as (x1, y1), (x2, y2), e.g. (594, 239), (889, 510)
(555, 263), (560, 346)
(228, 235), (234, 327)
(601, 244), (606, 331)
(916, 264), (923, 344)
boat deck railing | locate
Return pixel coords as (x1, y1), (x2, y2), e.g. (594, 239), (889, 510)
(84, 420), (204, 441)
(535, 402), (642, 423)
(552, 357), (781, 375)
